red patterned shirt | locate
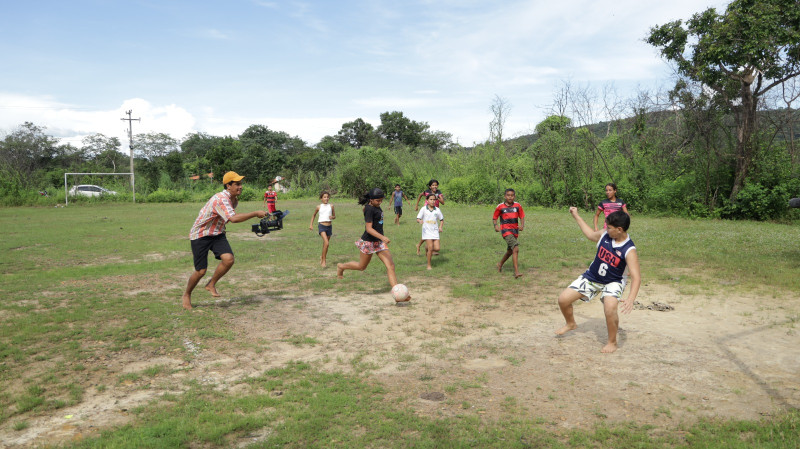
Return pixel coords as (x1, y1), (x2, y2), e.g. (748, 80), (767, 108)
(189, 190), (238, 240)
(493, 202), (525, 238)
(264, 190), (277, 212)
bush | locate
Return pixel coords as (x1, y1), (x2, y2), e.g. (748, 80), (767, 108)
(145, 189), (191, 203)
(238, 186), (259, 202)
(445, 175), (495, 204)
(335, 146), (401, 197)
(719, 183), (791, 220)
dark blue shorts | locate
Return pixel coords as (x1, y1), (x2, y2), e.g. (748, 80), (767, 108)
(318, 223), (332, 237)
(190, 234), (233, 271)
(394, 206), (403, 215)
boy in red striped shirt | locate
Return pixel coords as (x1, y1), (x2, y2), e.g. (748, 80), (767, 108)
(492, 188), (525, 278)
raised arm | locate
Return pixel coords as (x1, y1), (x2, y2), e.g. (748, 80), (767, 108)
(569, 207), (603, 242)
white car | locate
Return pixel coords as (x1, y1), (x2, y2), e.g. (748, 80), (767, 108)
(68, 184), (117, 197)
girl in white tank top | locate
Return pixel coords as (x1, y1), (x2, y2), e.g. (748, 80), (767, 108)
(309, 191), (336, 267)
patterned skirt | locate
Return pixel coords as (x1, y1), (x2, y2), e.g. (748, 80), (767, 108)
(355, 239), (388, 254)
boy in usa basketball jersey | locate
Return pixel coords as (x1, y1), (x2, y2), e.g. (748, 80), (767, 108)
(555, 208), (641, 353)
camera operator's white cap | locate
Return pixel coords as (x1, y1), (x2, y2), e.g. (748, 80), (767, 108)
(222, 171), (244, 184)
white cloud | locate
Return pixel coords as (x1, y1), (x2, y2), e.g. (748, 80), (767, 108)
(0, 94), (197, 147)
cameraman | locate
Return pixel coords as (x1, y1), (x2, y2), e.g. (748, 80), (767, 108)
(182, 171), (267, 310)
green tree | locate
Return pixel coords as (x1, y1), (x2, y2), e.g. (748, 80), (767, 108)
(376, 111), (430, 147)
(133, 132), (179, 160)
(181, 132), (220, 159)
(647, 0), (800, 200)
(335, 118), (374, 148)
(0, 122), (58, 188)
(239, 124), (307, 157)
(206, 137), (243, 183)
(335, 146), (401, 196)
(81, 133), (121, 159)
(315, 135), (347, 154)
(235, 144), (286, 185)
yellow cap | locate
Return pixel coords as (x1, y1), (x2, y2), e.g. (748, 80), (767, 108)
(222, 171), (244, 184)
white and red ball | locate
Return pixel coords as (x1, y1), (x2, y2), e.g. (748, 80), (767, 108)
(391, 283), (410, 302)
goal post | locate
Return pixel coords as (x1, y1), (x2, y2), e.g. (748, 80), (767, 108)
(64, 172), (135, 206)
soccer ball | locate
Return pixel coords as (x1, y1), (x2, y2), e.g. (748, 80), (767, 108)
(391, 283), (410, 302)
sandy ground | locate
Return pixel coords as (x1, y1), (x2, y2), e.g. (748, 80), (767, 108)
(3, 277), (799, 447)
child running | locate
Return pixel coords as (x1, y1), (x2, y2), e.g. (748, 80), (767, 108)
(337, 188), (411, 302)
(556, 208), (641, 353)
(492, 188), (525, 278)
(593, 183), (629, 231)
(416, 193), (444, 270)
(415, 179), (445, 254)
(309, 191), (336, 268)
(391, 184), (410, 225)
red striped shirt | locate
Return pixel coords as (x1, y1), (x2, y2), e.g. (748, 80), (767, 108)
(189, 190), (237, 240)
(493, 202), (525, 237)
(264, 190), (277, 212)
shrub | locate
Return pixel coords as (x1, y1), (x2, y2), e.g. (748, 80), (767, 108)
(335, 146), (401, 197)
(445, 175), (495, 204)
(145, 189), (191, 203)
(720, 183), (790, 220)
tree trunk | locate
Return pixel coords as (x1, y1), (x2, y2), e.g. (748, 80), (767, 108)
(729, 81), (758, 202)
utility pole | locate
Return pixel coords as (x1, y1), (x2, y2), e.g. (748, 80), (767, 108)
(121, 110), (140, 202)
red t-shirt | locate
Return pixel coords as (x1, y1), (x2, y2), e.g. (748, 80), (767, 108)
(493, 202), (525, 238)
(264, 190), (277, 212)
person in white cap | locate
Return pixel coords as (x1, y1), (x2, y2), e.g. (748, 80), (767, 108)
(182, 171), (267, 309)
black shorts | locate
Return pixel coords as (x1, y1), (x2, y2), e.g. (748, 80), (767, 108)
(318, 223), (332, 237)
(394, 206), (403, 215)
(190, 234), (233, 271)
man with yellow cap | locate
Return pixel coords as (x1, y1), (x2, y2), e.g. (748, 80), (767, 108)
(182, 171), (267, 309)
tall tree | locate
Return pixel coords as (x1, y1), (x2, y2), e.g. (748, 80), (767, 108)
(647, 0), (800, 200)
(239, 124), (307, 156)
(134, 132), (179, 160)
(0, 122), (58, 187)
(335, 118), (374, 148)
(376, 111), (430, 147)
(489, 95), (511, 144)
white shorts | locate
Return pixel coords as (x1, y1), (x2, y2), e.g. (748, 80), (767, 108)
(568, 275), (626, 302)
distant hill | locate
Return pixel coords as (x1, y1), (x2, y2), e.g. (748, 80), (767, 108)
(502, 108), (800, 149)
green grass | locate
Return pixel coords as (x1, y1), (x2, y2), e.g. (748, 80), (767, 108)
(1, 200), (799, 447)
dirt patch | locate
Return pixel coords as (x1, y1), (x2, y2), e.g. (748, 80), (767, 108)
(3, 280), (799, 447)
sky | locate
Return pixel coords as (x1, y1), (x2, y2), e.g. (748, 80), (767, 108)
(0, 0), (729, 149)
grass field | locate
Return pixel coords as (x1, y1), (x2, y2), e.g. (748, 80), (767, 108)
(1, 199), (799, 448)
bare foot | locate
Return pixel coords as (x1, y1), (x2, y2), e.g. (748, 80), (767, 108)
(204, 284), (221, 297)
(426, 266), (432, 270)
(416, 243), (421, 255)
(395, 295), (412, 303)
(181, 294), (192, 310)
(555, 324), (577, 335)
(497, 262), (503, 273)
(336, 264), (344, 279)
(321, 259), (327, 268)
(601, 343), (618, 353)
(514, 272), (523, 278)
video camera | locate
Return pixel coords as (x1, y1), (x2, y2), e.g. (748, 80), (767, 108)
(251, 210), (289, 236)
